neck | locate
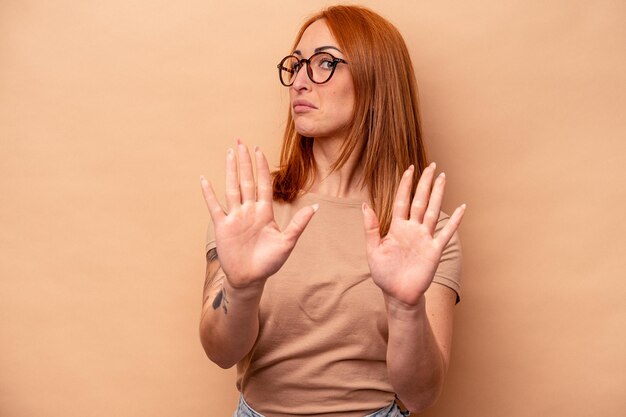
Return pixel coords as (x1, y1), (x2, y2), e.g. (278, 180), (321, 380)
(308, 135), (369, 200)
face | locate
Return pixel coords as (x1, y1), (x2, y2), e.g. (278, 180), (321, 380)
(289, 19), (355, 141)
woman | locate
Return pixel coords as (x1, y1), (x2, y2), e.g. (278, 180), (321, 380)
(199, 5), (465, 417)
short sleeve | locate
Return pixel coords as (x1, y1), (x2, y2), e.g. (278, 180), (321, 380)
(432, 212), (463, 303)
(205, 220), (217, 257)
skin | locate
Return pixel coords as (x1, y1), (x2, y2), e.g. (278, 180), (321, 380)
(290, 19), (365, 199)
(199, 19), (466, 414)
(290, 21), (355, 145)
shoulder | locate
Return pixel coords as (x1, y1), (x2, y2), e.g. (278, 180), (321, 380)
(432, 210), (463, 302)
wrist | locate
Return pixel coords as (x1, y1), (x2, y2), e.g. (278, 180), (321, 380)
(384, 293), (426, 322)
(224, 275), (266, 303)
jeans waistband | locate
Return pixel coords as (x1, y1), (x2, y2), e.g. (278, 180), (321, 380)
(233, 395), (410, 417)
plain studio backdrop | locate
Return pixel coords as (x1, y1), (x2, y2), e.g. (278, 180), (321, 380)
(1, 1), (624, 416)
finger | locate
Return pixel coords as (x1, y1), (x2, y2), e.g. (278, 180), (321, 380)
(362, 202), (381, 254)
(423, 172), (446, 235)
(255, 146), (273, 203)
(434, 204), (466, 249)
(237, 140), (255, 202)
(282, 204), (319, 243)
(200, 176), (226, 223)
(410, 162), (436, 223)
(225, 148), (241, 210)
(392, 166), (414, 220)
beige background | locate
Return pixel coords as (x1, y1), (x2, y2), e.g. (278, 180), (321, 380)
(1, 0), (625, 416)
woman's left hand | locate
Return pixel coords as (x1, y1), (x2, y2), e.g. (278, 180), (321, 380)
(362, 163), (466, 307)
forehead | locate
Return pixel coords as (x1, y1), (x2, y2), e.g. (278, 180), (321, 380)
(295, 19), (339, 54)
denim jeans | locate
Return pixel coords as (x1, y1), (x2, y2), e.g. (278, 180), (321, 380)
(232, 395), (411, 417)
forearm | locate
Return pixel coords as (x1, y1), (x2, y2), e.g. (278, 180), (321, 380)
(199, 277), (264, 369)
(385, 295), (446, 413)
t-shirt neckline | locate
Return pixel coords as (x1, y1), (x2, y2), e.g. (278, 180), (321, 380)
(299, 191), (366, 207)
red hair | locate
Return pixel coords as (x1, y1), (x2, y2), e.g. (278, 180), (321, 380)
(272, 5), (428, 236)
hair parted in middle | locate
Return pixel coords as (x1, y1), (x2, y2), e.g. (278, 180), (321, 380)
(272, 5), (428, 236)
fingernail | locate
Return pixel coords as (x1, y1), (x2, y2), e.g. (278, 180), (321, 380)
(312, 203), (320, 212)
(362, 202), (369, 211)
(200, 175), (205, 182)
(439, 172), (446, 179)
(237, 138), (242, 145)
(254, 145), (259, 152)
(430, 162), (436, 169)
(227, 148), (233, 156)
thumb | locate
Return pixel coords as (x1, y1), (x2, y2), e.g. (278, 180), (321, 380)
(362, 202), (381, 254)
(282, 204), (319, 243)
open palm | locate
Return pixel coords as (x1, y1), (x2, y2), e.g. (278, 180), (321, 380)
(201, 141), (317, 289)
(363, 164), (465, 306)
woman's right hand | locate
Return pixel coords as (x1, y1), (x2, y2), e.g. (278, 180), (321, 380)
(200, 141), (318, 291)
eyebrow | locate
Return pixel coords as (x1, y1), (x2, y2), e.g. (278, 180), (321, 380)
(293, 46), (343, 56)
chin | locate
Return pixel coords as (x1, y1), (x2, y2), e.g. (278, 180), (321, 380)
(294, 122), (317, 138)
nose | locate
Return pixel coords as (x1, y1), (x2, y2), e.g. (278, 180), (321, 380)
(290, 62), (311, 92)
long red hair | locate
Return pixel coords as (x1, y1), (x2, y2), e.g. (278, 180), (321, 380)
(272, 5), (427, 236)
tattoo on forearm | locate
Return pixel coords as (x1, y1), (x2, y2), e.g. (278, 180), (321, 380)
(212, 287), (228, 314)
(203, 248), (218, 295)
(203, 248), (229, 315)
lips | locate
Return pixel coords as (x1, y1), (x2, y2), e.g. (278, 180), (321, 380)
(292, 99), (317, 114)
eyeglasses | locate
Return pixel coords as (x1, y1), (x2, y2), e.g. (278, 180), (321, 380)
(277, 52), (348, 87)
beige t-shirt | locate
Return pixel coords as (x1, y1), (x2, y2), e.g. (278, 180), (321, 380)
(205, 192), (462, 417)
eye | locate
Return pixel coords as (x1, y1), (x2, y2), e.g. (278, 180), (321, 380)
(318, 58), (335, 70)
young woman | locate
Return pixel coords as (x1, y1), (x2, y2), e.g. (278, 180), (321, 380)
(200, 5), (465, 417)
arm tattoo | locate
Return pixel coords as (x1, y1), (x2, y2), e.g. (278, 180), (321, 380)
(212, 287), (228, 314)
(203, 248), (229, 315)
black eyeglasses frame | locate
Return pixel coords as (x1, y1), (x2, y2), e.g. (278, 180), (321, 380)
(276, 52), (349, 87)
